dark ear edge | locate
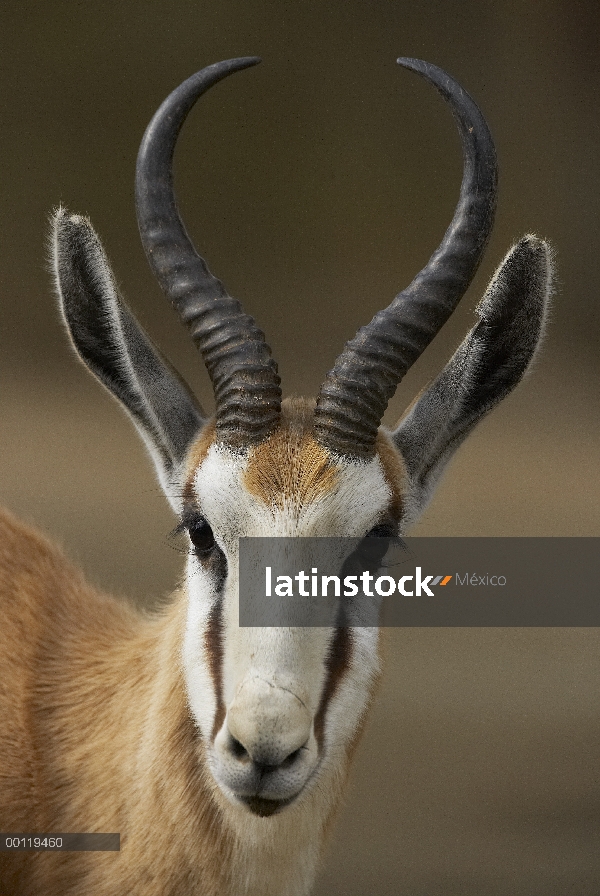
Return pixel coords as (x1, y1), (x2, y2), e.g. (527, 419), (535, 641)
(392, 235), (553, 521)
(51, 208), (207, 502)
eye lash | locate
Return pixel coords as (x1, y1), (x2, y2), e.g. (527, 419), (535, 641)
(176, 505), (205, 531)
(169, 519), (188, 539)
(367, 522), (398, 539)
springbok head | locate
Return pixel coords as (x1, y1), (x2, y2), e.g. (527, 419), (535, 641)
(52, 58), (551, 819)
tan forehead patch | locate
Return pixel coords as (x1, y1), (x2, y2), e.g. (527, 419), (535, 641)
(182, 400), (406, 520)
(243, 398), (338, 509)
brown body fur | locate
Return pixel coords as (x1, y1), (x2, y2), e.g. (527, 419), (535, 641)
(0, 509), (232, 895)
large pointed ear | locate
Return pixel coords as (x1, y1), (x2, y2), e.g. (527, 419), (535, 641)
(393, 235), (553, 523)
(51, 208), (207, 510)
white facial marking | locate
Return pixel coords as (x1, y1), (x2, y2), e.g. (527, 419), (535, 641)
(182, 442), (390, 811)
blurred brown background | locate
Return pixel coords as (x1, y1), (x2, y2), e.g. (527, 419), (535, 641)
(1, 1), (600, 893)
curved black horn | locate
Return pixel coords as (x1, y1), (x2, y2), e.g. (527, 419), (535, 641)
(136, 58), (281, 448)
(313, 58), (498, 459)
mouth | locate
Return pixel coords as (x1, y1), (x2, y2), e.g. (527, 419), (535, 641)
(237, 794), (296, 817)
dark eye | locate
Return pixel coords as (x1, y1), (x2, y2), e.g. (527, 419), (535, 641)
(353, 524), (397, 567)
(187, 517), (215, 555)
(366, 523), (396, 539)
(341, 524), (396, 579)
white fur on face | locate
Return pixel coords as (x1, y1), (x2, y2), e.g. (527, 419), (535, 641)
(181, 443), (390, 810)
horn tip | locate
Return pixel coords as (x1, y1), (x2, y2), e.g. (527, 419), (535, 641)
(396, 57), (433, 76)
(396, 56), (420, 67)
(235, 56), (262, 69)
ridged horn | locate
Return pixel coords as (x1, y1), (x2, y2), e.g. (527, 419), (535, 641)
(313, 58), (498, 459)
(135, 57), (281, 448)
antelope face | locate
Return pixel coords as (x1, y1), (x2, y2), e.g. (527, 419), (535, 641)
(53, 58), (551, 820)
(181, 404), (404, 815)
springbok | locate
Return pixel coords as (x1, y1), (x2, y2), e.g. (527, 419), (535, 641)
(0, 57), (551, 895)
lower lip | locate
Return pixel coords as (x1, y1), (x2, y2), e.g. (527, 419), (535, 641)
(237, 794), (296, 817)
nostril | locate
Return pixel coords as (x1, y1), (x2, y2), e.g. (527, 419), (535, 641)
(279, 745), (305, 770)
(228, 735), (250, 762)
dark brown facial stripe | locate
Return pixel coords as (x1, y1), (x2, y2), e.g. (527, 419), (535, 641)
(204, 599), (226, 741)
(313, 627), (353, 751)
(375, 429), (406, 523)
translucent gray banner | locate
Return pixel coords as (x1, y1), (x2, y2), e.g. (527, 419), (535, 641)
(0, 833), (120, 851)
(238, 538), (600, 626)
